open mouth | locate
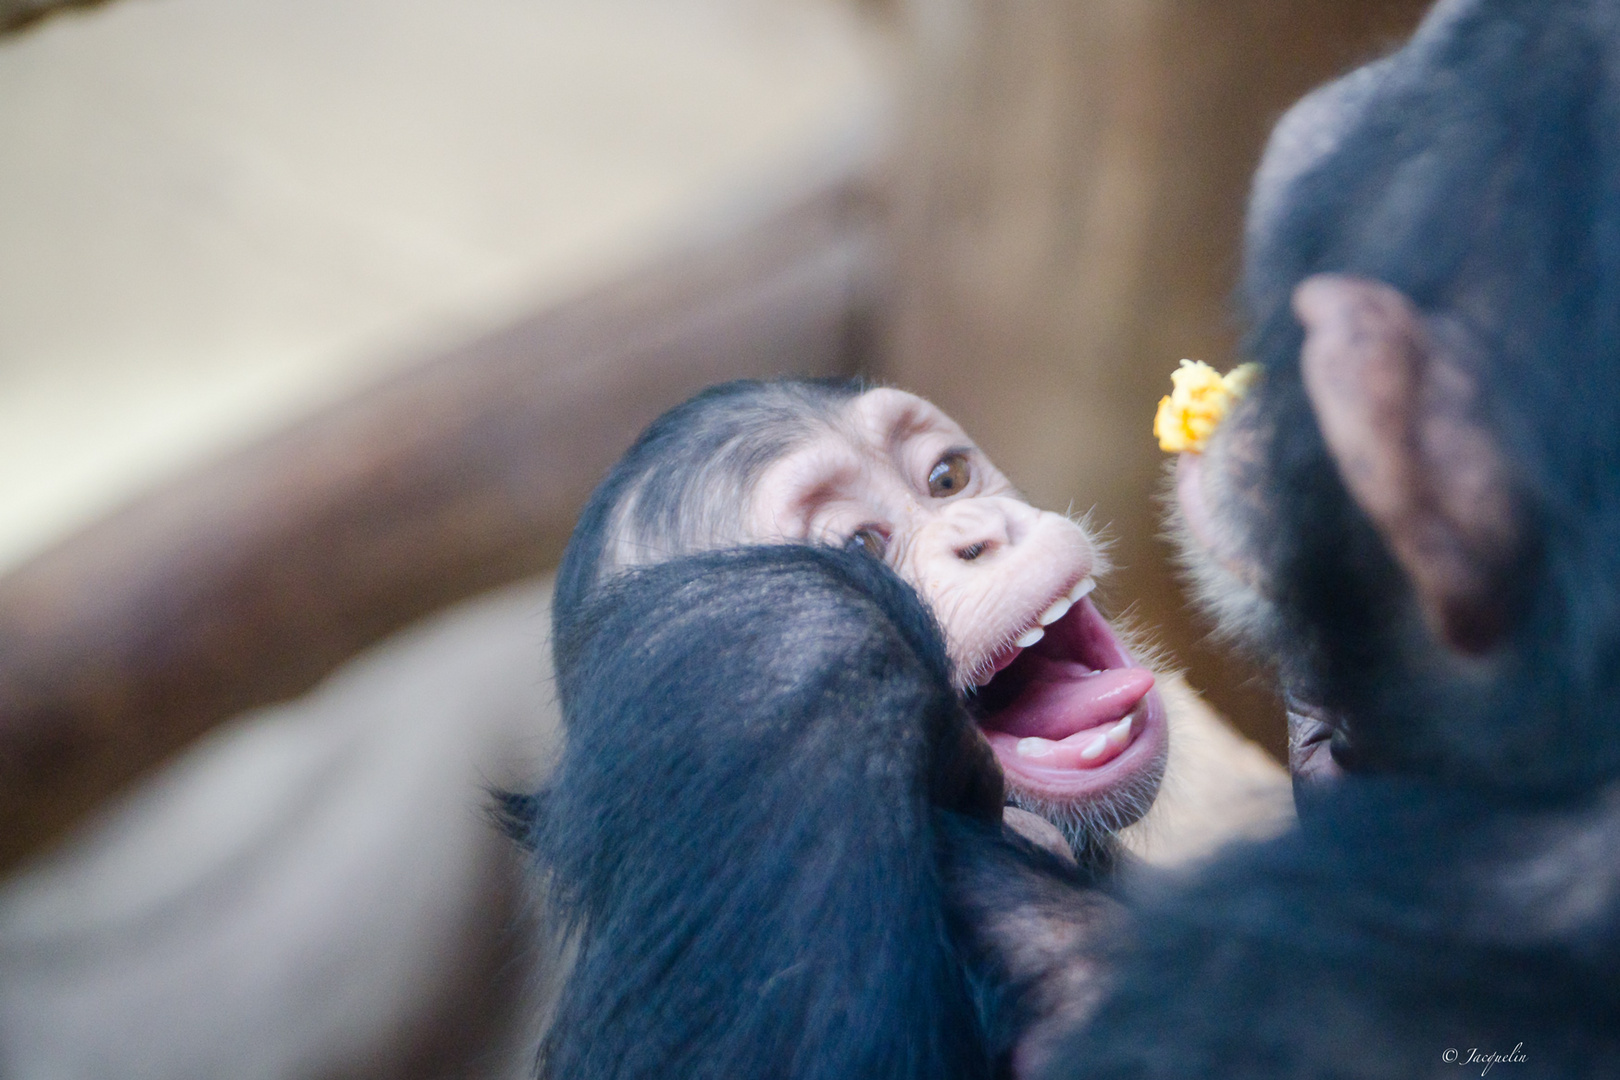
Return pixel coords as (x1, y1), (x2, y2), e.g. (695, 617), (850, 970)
(967, 580), (1167, 800)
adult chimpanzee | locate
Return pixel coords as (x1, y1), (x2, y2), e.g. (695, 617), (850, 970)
(1031, 0), (1620, 1075)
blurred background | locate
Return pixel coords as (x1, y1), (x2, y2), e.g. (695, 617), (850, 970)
(0, 0), (1426, 1075)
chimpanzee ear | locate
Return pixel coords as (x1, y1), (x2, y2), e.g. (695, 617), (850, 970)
(1293, 274), (1522, 655)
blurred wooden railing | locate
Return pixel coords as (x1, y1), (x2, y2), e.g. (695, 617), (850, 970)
(0, 0), (103, 34)
(0, 188), (881, 872)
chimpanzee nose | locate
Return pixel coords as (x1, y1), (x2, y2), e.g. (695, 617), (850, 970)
(935, 499), (1028, 563)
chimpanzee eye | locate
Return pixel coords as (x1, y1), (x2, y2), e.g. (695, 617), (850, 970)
(845, 527), (888, 560)
(927, 453), (971, 498)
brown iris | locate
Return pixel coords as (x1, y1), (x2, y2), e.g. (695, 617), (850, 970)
(846, 528), (888, 560)
(928, 453), (971, 498)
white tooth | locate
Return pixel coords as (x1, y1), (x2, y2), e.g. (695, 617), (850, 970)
(1017, 737), (1055, 758)
(1015, 626), (1046, 648)
(1079, 732), (1109, 761)
(1068, 577), (1097, 603)
(1106, 715), (1134, 745)
(1037, 597), (1072, 626)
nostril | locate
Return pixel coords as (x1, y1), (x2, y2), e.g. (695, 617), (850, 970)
(956, 542), (988, 562)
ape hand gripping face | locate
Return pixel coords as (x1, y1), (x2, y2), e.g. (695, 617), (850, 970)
(532, 544), (1059, 1080)
(552, 379), (1168, 859)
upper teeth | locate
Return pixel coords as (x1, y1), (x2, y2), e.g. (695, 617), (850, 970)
(993, 577), (1098, 669)
(1037, 597), (1071, 626)
(1034, 577), (1096, 626)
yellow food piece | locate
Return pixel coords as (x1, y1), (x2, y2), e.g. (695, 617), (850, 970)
(1153, 360), (1260, 453)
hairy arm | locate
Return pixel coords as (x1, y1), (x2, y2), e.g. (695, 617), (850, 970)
(522, 545), (1006, 1080)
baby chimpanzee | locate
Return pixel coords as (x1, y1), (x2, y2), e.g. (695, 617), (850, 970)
(552, 379), (1170, 862)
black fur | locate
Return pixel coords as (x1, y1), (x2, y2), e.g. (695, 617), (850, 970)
(526, 544), (1030, 1079)
(1240, 0), (1620, 791)
(1053, 783), (1620, 1078)
(1043, 2), (1620, 1075)
(551, 377), (862, 630)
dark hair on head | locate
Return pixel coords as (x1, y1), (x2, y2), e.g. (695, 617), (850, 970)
(553, 376), (866, 645)
(1239, 0), (1620, 791)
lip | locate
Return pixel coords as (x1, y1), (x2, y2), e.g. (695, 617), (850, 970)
(987, 693), (1167, 801)
(1287, 695), (1347, 783)
(968, 595), (1167, 801)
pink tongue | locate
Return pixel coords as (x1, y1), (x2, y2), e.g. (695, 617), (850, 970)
(984, 665), (1156, 740)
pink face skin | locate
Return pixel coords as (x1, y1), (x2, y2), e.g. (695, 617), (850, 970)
(746, 388), (1168, 817)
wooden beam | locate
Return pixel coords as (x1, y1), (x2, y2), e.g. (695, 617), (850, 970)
(0, 187), (881, 872)
(0, 0), (112, 35)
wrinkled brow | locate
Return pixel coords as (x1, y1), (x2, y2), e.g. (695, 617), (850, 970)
(848, 393), (957, 459)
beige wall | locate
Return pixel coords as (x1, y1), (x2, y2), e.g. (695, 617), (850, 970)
(0, 0), (892, 575)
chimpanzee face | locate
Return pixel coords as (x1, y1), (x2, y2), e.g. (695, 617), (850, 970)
(1169, 390), (1287, 651)
(746, 388), (1167, 830)
(1170, 387), (1353, 782)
